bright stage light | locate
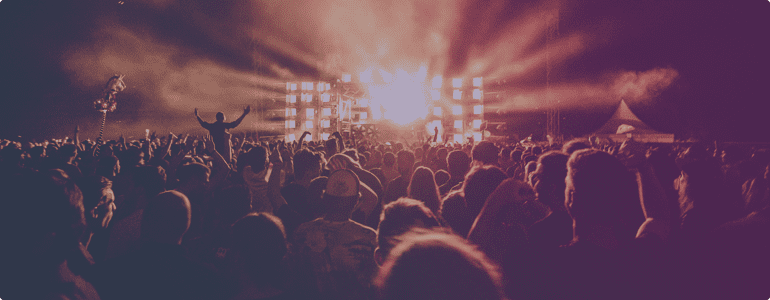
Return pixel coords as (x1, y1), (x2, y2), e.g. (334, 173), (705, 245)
(431, 90), (441, 100)
(286, 82), (290, 91)
(433, 107), (442, 116)
(473, 119), (482, 129)
(453, 90), (462, 100)
(473, 89), (481, 100)
(366, 68), (430, 125)
(360, 112), (368, 119)
(326, 83), (331, 90)
(360, 69), (373, 83)
(323, 108), (331, 116)
(432, 76), (442, 88)
(452, 105), (462, 115)
(473, 77), (483, 87)
(474, 105), (482, 114)
(286, 95), (296, 103)
(301, 93), (313, 102)
(285, 108), (289, 117)
(322, 120), (330, 128)
(306, 108), (314, 118)
(322, 133), (330, 140)
(359, 99), (369, 107)
(291, 83), (297, 91)
(322, 94), (330, 102)
(286, 120), (296, 129)
(288, 134), (296, 142)
(454, 120), (463, 129)
(426, 120), (442, 137)
(318, 82), (325, 92)
(473, 132), (482, 141)
(454, 134), (463, 143)
(342, 74), (351, 83)
(306, 120), (313, 129)
(452, 78), (462, 88)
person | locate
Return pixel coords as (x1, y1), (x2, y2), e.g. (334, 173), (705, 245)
(527, 151), (573, 249)
(439, 150), (471, 196)
(326, 153), (382, 228)
(382, 150), (416, 205)
(0, 170), (101, 300)
(374, 229), (506, 300)
(280, 148), (322, 221)
(407, 166), (442, 215)
(290, 169), (378, 300)
(226, 213), (292, 300)
(441, 166), (508, 237)
(195, 106), (250, 155)
(374, 198), (441, 266)
(94, 191), (224, 300)
(471, 141), (500, 167)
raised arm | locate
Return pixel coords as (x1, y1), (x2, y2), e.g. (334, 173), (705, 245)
(194, 108), (209, 128)
(295, 131), (311, 152)
(228, 105), (251, 128)
(618, 139), (670, 240)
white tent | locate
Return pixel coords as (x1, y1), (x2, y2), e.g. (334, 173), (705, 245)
(592, 100), (674, 143)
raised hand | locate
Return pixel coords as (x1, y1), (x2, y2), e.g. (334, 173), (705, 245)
(244, 105), (251, 114)
(194, 108), (199, 116)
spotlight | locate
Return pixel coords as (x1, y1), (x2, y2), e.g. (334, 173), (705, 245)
(452, 78), (463, 88)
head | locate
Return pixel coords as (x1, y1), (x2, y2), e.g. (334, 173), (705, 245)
(562, 139), (591, 155)
(407, 167), (441, 213)
(383, 152), (396, 168)
(565, 149), (640, 241)
(325, 139), (339, 157)
(215, 112), (225, 122)
(374, 229), (505, 300)
(499, 147), (512, 164)
(230, 213), (287, 284)
(133, 165), (167, 199)
(529, 151), (570, 210)
(239, 146), (268, 175)
(396, 150), (416, 177)
(462, 166), (508, 215)
(79, 176), (116, 231)
(141, 190), (191, 245)
(293, 149), (323, 182)
(327, 153), (363, 172)
(323, 169), (362, 217)
(434, 170), (450, 187)
(0, 170), (86, 266)
(447, 150), (471, 178)
(375, 198), (441, 265)
(471, 141), (499, 166)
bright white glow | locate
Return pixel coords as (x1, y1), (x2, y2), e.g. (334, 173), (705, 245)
(431, 89), (441, 100)
(306, 120), (314, 129)
(301, 82), (307, 90)
(288, 134), (296, 142)
(326, 83), (331, 90)
(379, 69), (393, 83)
(433, 107), (442, 116)
(322, 94), (330, 102)
(360, 69), (373, 83)
(473, 132), (482, 141)
(342, 74), (351, 83)
(322, 133), (330, 140)
(473, 89), (482, 100)
(286, 82), (290, 91)
(288, 120), (296, 128)
(454, 134), (463, 143)
(322, 120), (331, 128)
(291, 108), (296, 116)
(473, 119), (482, 129)
(426, 120), (442, 136)
(359, 99), (369, 107)
(323, 108), (331, 116)
(285, 108), (289, 117)
(365, 68), (430, 125)
(302, 94), (313, 102)
(360, 112), (367, 119)
(318, 82), (325, 92)
(473, 77), (483, 87)
(287, 95), (296, 103)
(453, 90), (462, 100)
(452, 78), (463, 88)
(474, 105), (482, 114)
(454, 120), (463, 129)
(306, 108), (314, 118)
(452, 105), (462, 115)
(432, 76), (443, 88)
(291, 83), (297, 91)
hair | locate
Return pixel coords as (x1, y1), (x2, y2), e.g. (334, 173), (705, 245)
(529, 151), (570, 210)
(0, 170), (86, 265)
(434, 170), (450, 187)
(471, 141), (499, 165)
(239, 146), (268, 174)
(566, 149), (640, 237)
(562, 139), (591, 155)
(343, 149), (359, 161)
(499, 147), (512, 162)
(447, 150), (471, 178)
(374, 229), (505, 300)
(377, 199), (441, 256)
(231, 213), (288, 286)
(396, 150), (416, 177)
(132, 165), (167, 197)
(510, 149), (523, 162)
(327, 153), (363, 171)
(141, 190), (191, 244)
(463, 166), (508, 215)
(407, 167), (442, 213)
(293, 149), (322, 180)
(383, 152), (396, 167)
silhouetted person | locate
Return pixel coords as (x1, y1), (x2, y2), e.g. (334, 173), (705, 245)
(374, 229), (506, 300)
(195, 106), (250, 154)
(374, 198), (441, 266)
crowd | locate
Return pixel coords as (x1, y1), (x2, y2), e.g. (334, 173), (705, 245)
(0, 122), (768, 300)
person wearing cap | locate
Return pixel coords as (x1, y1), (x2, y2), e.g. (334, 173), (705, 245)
(290, 169), (377, 300)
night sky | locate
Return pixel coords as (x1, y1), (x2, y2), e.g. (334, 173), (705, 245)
(1, 0), (768, 142)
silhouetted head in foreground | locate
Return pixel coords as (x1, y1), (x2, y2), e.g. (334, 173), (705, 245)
(216, 112), (225, 122)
